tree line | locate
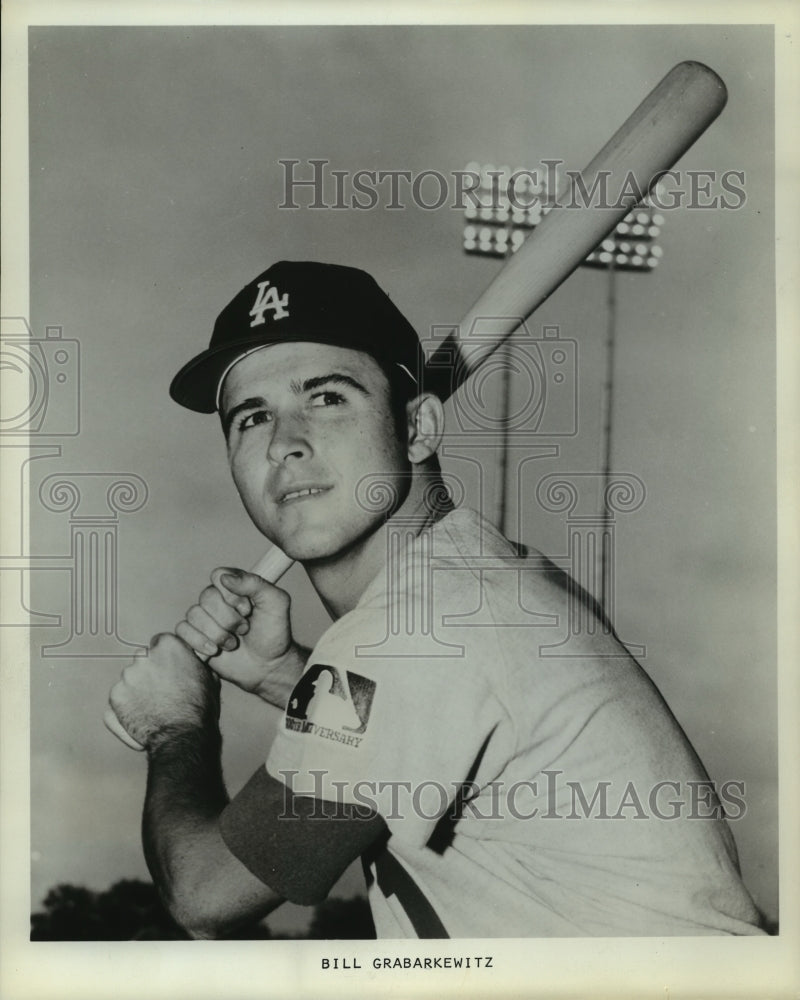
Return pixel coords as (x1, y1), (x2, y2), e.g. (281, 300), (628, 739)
(31, 880), (375, 940)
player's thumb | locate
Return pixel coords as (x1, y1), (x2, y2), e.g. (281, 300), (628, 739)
(215, 567), (284, 606)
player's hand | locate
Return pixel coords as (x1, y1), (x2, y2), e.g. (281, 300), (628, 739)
(175, 568), (307, 705)
(108, 633), (220, 751)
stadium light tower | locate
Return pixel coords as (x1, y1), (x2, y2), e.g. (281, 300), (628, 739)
(461, 162), (665, 612)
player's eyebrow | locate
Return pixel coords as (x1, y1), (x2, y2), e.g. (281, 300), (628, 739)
(292, 373), (372, 396)
(221, 374), (371, 437)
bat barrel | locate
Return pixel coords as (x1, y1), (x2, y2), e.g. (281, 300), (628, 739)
(423, 61), (728, 397)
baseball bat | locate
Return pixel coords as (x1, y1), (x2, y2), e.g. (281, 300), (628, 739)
(105, 60), (726, 750)
(423, 60), (728, 395)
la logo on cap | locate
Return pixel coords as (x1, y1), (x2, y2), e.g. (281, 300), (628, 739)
(249, 280), (290, 327)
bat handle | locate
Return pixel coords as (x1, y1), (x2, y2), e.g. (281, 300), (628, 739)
(248, 546), (296, 583)
(104, 544), (295, 751)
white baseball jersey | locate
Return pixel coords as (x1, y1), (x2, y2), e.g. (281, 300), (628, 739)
(259, 508), (763, 937)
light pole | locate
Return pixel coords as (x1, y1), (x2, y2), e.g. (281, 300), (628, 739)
(461, 163), (664, 614)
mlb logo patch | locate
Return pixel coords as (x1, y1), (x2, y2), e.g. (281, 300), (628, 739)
(285, 664), (376, 747)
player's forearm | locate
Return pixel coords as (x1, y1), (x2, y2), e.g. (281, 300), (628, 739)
(254, 641), (310, 708)
(142, 724), (231, 936)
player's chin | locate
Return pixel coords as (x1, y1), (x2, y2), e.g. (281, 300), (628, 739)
(255, 514), (333, 560)
(272, 515), (379, 565)
(254, 503), (331, 555)
(274, 538), (339, 564)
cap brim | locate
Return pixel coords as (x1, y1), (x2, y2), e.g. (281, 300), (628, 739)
(169, 339), (273, 413)
(169, 331), (358, 413)
(170, 327), (427, 413)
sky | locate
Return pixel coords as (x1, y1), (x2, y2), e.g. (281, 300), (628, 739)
(12, 20), (779, 938)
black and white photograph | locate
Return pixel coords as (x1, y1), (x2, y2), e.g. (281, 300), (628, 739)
(1, 2), (797, 998)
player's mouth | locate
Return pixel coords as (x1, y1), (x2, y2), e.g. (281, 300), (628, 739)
(277, 484), (332, 505)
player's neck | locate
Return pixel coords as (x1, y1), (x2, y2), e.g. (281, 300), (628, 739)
(304, 470), (452, 620)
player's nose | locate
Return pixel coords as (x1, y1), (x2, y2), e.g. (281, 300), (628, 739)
(266, 412), (311, 464)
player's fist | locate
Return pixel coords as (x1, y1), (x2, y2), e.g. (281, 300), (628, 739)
(175, 568), (306, 706)
(108, 633), (220, 751)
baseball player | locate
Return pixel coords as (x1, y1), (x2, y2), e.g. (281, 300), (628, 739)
(109, 261), (764, 938)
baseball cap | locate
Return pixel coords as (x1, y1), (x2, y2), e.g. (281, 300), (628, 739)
(169, 261), (426, 413)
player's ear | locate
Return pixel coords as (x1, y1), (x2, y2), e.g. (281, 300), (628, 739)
(405, 393), (445, 465)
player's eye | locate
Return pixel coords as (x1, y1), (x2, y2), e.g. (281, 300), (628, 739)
(310, 390), (346, 408)
(236, 409), (272, 432)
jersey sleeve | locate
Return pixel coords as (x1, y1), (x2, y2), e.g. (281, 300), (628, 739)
(266, 608), (507, 849)
(219, 765), (387, 905)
